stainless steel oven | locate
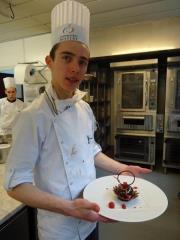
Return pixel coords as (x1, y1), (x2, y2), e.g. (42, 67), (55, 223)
(114, 70), (157, 112)
(115, 134), (155, 165)
(113, 66), (157, 167)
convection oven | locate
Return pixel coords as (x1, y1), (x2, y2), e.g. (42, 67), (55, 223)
(113, 65), (157, 167)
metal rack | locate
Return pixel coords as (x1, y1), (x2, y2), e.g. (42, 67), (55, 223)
(80, 68), (111, 151)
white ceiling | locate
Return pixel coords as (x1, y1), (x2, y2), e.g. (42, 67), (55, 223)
(0, 0), (180, 44)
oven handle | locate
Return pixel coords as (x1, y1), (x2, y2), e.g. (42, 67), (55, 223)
(163, 139), (167, 161)
(122, 116), (145, 120)
(145, 80), (148, 106)
(170, 77), (175, 107)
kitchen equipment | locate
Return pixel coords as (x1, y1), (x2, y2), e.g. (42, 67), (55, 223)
(114, 70), (157, 112)
(113, 64), (157, 167)
(0, 143), (11, 163)
(115, 134), (155, 165)
(0, 134), (12, 144)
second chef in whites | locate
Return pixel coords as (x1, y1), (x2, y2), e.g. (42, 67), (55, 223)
(0, 77), (26, 138)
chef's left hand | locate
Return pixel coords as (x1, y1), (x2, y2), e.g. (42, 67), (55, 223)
(122, 165), (152, 176)
(98, 215), (118, 223)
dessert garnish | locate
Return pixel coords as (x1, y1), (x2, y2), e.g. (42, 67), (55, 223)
(108, 201), (115, 209)
(113, 170), (139, 201)
(121, 203), (127, 209)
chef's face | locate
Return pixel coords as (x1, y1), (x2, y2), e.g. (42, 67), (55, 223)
(45, 41), (90, 99)
(5, 87), (16, 102)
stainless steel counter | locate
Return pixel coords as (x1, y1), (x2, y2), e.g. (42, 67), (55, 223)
(0, 163), (23, 225)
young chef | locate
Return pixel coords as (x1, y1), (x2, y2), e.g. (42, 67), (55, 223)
(4, 1), (151, 239)
(0, 77), (25, 136)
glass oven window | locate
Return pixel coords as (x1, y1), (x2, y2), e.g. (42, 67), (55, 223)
(124, 118), (144, 125)
(115, 135), (148, 161)
(122, 73), (144, 109)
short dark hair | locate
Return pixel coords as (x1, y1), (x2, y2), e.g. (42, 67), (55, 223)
(49, 43), (61, 60)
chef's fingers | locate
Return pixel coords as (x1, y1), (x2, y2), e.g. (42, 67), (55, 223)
(97, 215), (118, 223)
(73, 198), (100, 211)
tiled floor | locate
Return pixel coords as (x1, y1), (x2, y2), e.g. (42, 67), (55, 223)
(96, 165), (180, 240)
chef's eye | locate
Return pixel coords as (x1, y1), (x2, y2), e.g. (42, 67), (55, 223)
(62, 55), (72, 62)
(79, 59), (88, 67)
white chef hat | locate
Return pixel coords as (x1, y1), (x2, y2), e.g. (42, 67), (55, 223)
(3, 77), (16, 89)
(51, 0), (90, 47)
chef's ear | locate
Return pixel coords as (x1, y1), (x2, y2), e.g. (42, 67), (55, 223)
(45, 55), (52, 68)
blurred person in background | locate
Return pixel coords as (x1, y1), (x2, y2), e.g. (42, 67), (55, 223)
(0, 77), (26, 136)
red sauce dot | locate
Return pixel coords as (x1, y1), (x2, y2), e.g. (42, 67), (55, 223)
(121, 203), (127, 209)
(108, 201), (115, 209)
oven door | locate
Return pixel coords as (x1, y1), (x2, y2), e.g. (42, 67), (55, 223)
(164, 138), (180, 165)
(115, 71), (146, 111)
(166, 68), (180, 111)
(115, 134), (155, 164)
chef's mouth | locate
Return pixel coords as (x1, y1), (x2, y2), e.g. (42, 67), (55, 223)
(66, 77), (79, 84)
(7, 98), (16, 103)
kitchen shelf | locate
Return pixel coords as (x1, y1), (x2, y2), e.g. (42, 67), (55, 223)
(80, 65), (112, 151)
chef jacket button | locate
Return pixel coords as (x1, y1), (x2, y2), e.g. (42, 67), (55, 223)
(82, 160), (85, 163)
(65, 161), (68, 165)
(70, 182), (73, 186)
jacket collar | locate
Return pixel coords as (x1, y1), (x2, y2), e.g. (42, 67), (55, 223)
(46, 84), (86, 114)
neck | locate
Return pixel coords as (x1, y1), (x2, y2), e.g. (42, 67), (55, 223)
(7, 98), (16, 103)
(52, 84), (74, 99)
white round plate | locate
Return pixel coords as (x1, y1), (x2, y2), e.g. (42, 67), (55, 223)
(83, 175), (168, 222)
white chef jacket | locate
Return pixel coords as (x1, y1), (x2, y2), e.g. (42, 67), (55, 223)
(0, 97), (25, 135)
(4, 85), (102, 240)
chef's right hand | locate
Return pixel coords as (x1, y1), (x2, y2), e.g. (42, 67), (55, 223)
(68, 198), (110, 222)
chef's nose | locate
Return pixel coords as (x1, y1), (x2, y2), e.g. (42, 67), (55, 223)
(70, 60), (80, 73)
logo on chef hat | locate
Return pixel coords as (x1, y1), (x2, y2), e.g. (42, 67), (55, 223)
(51, 0), (90, 46)
(63, 24), (74, 34)
(59, 23), (78, 42)
(53, 23), (86, 43)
